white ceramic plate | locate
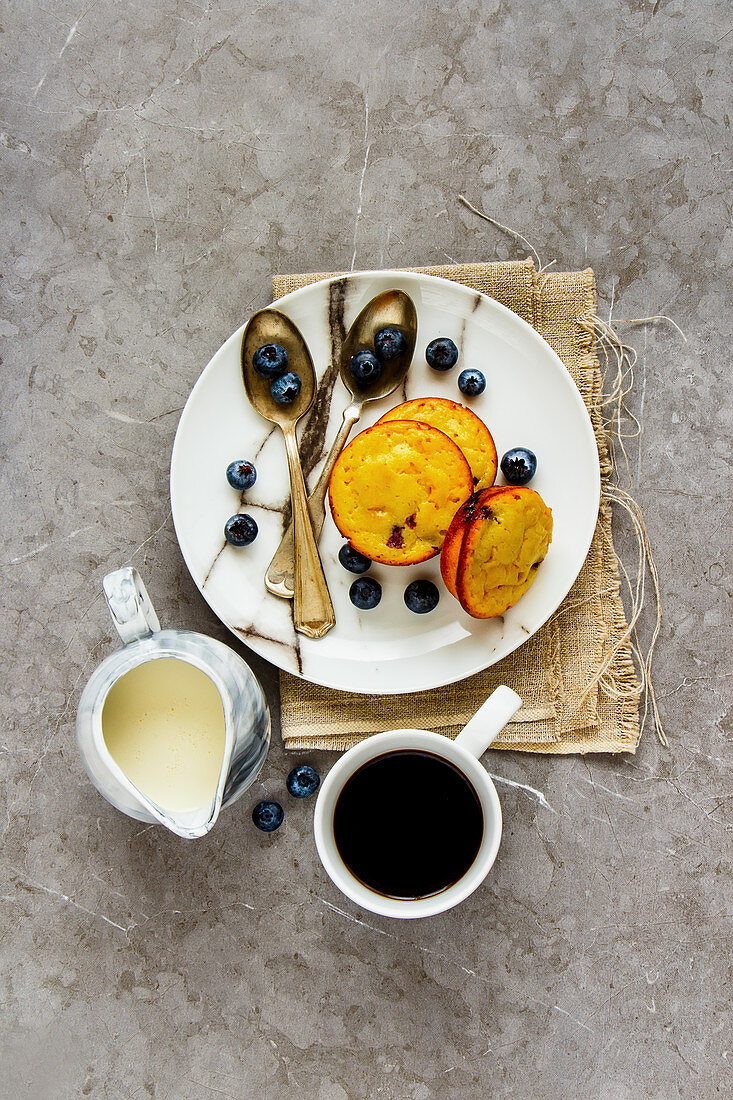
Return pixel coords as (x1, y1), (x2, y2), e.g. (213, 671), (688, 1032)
(170, 271), (600, 694)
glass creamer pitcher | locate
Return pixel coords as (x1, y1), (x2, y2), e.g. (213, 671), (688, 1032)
(76, 567), (270, 838)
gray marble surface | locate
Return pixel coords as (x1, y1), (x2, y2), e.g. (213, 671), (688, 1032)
(1, 1), (731, 1096)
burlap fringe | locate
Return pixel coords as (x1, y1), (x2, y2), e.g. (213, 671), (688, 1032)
(585, 318), (670, 746)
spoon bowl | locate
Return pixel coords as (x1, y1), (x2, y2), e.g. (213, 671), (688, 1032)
(265, 289), (417, 598)
(241, 308), (316, 427)
(340, 289), (417, 403)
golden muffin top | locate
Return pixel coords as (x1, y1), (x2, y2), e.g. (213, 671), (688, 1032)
(328, 420), (473, 566)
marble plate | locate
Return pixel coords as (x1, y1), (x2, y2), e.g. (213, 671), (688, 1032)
(170, 271), (600, 694)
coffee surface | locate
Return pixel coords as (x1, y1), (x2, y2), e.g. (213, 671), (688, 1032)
(333, 750), (484, 899)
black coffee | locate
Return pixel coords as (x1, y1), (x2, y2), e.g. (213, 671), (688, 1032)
(333, 750), (484, 899)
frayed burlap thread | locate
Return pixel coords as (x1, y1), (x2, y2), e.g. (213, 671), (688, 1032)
(274, 261), (643, 754)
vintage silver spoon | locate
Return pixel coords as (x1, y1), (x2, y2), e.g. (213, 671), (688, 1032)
(265, 289), (417, 599)
(241, 308), (335, 639)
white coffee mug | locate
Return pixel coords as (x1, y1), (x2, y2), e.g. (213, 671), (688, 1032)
(313, 685), (521, 919)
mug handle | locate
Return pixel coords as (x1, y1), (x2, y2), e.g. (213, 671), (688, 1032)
(454, 686), (522, 758)
(103, 567), (161, 645)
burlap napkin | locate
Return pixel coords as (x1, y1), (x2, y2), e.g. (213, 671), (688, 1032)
(273, 261), (642, 754)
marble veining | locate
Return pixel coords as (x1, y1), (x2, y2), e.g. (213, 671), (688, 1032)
(298, 277), (350, 485)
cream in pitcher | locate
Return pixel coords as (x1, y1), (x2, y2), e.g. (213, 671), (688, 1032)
(76, 567), (270, 838)
(101, 658), (227, 814)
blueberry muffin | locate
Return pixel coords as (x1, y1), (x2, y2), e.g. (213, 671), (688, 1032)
(440, 486), (553, 617)
(329, 420), (473, 566)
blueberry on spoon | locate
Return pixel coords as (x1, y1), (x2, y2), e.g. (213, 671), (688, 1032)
(253, 343), (288, 379)
(350, 350), (383, 386)
(270, 372), (302, 404)
(374, 327), (407, 361)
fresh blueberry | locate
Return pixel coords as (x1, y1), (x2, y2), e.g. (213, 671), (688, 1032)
(374, 327), (407, 361)
(458, 368), (486, 397)
(500, 447), (537, 485)
(338, 543), (372, 574)
(286, 764), (321, 798)
(253, 343), (288, 379)
(270, 371), (302, 404)
(224, 513), (258, 546)
(404, 579), (440, 614)
(426, 337), (459, 371)
(252, 800), (284, 831)
(226, 460), (257, 491)
(349, 349), (383, 386)
(349, 577), (382, 610)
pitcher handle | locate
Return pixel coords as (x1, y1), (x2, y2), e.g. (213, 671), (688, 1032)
(454, 686), (522, 758)
(103, 567), (161, 645)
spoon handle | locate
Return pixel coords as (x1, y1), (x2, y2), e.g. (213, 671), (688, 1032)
(282, 425), (336, 638)
(265, 403), (362, 598)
